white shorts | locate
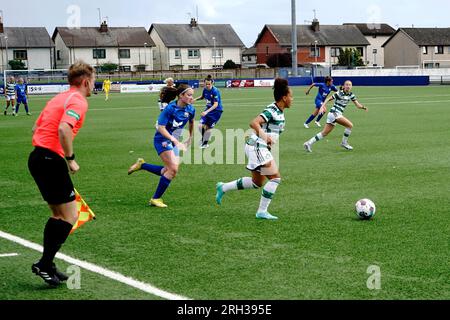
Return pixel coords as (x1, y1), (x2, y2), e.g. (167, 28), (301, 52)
(5, 95), (16, 102)
(326, 111), (343, 126)
(245, 135), (273, 172)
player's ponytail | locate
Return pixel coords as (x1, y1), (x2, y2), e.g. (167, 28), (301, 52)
(273, 78), (289, 102)
(205, 75), (214, 84)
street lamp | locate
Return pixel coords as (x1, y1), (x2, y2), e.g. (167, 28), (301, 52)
(212, 36), (216, 69)
(144, 42), (147, 71)
(5, 35), (8, 69)
(0, 10), (8, 71)
(314, 40), (318, 63)
(314, 40), (318, 76)
(373, 48), (377, 66)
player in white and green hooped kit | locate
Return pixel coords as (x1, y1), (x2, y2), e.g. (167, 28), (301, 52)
(215, 78), (293, 220)
(303, 80), (368, 152)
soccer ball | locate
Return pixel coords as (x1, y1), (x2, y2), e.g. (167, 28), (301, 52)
(355, 199), (376, 220)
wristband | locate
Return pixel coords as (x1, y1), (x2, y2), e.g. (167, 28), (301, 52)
(65, 154), (75, 161)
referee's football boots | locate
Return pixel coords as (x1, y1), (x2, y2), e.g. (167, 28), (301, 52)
(31, 262), (68, 286)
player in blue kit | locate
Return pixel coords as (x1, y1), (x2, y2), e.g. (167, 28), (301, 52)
(303, 76), (337, 128)
(127, 84), (195, 208)
(15, 78), (31, 116)
(194, 75), (223, 149)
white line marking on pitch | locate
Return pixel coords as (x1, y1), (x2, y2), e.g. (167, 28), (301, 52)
(0, 230), (190, 300)
(0, 253), (19, 257)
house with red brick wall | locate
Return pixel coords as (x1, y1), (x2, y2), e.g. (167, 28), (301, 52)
(254, 20), (370, 67)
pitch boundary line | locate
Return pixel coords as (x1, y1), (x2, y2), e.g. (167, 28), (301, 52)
(0, 253), (19, 257)
(0, 230), (190, 300)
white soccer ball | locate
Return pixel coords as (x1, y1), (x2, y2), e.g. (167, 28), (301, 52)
(355, 198), (376, 220)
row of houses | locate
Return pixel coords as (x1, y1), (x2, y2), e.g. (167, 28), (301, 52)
(1, 16), (450, 72)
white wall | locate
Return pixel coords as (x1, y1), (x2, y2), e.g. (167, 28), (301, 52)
(166, 47), (242, 70)
(149, 29), (168, 70)
(325, 46), (367, 66)
(55, 33), (153, 71)
(332, 68), (450, 76)
(54, 33), (70, 69)
(0, 48), (52, 71)
(364, 35), (390, 67)
(150, 29), (242, 70)
(27, 48), (53, 69)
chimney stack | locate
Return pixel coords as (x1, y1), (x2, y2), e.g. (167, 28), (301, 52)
(311, 19), (320, 32)
(190, 18), (198, 28)
(99, 20), (108, 33)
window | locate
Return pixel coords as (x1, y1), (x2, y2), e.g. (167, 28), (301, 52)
(188, 65), (200, 70)
(310, 47), (320, 58)
(174, 49), (181, 59)
(435, 46), (444, 54)
(212, 48), (223, 58)
(119, 65), (131, 72)
(13, 50), (27, 60)
(266, 46), (269, 56)
(330, 47), (341, 57)
(422, 46), (428, 54)
(188, 49), (200, 58)
(212, 65), (222, 69)
(424, 63), (434, 69)
(373, 49), (378, 54)
(93, 49), (106, 59)
(57, 50), (62, 61)
(119, 49), (130, 59)
(357, 47), (364, 56)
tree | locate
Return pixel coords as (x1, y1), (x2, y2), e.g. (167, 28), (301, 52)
(8, 60), (26, 70)
(223, 59), (237, 69)
(100, 63), (118, 73)
(337, 48), (364, 68)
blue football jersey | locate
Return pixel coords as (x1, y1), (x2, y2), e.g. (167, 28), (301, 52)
(15, 84), (27, 97)
(202, 86), (223, 112)
(315, 83), (338, 103)
(154, 101), (195, 139)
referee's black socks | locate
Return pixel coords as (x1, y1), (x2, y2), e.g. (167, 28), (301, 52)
(40, 218), (73, 269)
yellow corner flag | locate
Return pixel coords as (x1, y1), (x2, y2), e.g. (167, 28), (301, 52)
(71, 189), (96, 234)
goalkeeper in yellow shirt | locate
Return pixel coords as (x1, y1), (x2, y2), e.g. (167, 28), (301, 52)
(102, 78), (111, 101)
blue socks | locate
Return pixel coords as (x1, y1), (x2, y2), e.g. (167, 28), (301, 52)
(142, 163), (163, 176)
(153, 175), (172, 199)
(305, 114), (316, 124)
(141, 163), (170, 199)
(316, 112), (324, 122)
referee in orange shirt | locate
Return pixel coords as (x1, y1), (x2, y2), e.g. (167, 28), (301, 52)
(28, 62), (95, 286)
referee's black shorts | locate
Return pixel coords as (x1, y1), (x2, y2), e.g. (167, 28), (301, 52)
(28, 147), (76, 205)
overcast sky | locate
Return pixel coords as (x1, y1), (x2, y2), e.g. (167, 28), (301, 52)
(1, 0), (449, 47)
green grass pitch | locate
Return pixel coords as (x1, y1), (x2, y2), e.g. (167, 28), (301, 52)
(0, 85), (449, 300)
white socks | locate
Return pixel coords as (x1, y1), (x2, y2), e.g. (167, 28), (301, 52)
(222, 177), (258, 192)
(258, 178), (281, 213)
(308, 132), (323, 145)
(342, 128), (352, 145)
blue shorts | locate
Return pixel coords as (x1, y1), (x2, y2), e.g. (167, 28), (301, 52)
(200, 110), (223, 128)
(17, 96), (28, 104)
(153, 137), (179, 157)
(315, 99), (324, 108)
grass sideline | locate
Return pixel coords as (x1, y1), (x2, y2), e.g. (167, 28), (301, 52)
(0, 86), (449, 300)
